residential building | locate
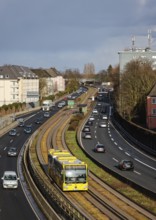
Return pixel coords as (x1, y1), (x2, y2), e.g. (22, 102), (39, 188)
(146, 84), (156, 129)
(0, 65), (39, 107)
(32, 68), (65, 97)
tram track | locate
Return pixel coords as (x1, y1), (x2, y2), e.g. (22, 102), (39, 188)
(43, 109), (152, 220)
(24, 87), (156, 220)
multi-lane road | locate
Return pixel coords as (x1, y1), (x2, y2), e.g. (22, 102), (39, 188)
(81, 92), (156, 194)
(0, 88), (156, 219)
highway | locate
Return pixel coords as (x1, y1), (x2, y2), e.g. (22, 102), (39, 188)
(0, 88), (87, 220)
(0, 107), (60, 220)
(0, 87), (156, 219)
(81, 92), (156, 194)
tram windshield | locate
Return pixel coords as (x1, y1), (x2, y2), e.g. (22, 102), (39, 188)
(64, 165), (87, 183)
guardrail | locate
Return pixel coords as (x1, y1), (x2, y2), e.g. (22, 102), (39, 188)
(23, 135), (62, 220)
(22, 115), (89, 220)
(76, 111), (156, 200)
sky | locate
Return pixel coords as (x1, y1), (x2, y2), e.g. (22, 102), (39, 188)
(0, 0), (156, 73)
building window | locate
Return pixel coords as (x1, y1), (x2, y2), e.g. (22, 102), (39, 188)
(151, 98), (156, 104)
(152, 108), (156, 114)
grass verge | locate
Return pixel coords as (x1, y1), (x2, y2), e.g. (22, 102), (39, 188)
(65, 130), (156, 215)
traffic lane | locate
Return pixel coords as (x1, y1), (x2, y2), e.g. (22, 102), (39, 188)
(95, 120), (156, 193)
(0, 148), (38, 220)
(82, 130), (156, 193)
(108, 121), (156, 170)
(0, 112), (42, 220)
(0, 185), (38, 220)
(81, 114), (156, 193)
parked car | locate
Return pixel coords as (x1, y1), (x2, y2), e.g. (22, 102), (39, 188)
(118, 159), (134, 171)
(82, 126), (90, 132)
(9, 129), (17, 136)
(1, 171), (19, 189)
(83, 132), (92, 139)
(7, 147), (18, 157)
(94, 144), (105, 153)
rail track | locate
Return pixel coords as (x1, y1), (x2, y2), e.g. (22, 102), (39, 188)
(23, 88), (156, 220)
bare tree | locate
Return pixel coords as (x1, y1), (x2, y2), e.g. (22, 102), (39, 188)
(39, 78), (47, 101)
(117, 59), (156, 122)
(83, 63), (95, 78)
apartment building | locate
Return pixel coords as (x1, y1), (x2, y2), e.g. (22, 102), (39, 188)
(0, 65), (39, 107)
(146, 84), (156, 129)
(32, 68), (65, 96)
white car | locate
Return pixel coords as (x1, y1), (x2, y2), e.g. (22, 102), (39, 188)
(101, 114), (108, 120)
(9, 129), (17, 136)
(99, 121), (107, 128)
(83, 132), (92, 139)
(92, 109), (98, 115)
(89, 116), (95, 121)
(58, 103), (63, 108)
(1, 171), (19, 189)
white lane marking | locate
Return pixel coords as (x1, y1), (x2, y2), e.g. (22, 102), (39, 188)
(125, 152), (131, 156)
(10, 139), (13, 143)
(114, 142), (118, 145)
(134, 170), (141, 175)
(4, 147), (7, 151)
(119, 147), (123, 150)
(134, 158), (156, 171)
(95, 136), (97, 139)
(111, 138), (114, 141)
(113, 157), (119, 162)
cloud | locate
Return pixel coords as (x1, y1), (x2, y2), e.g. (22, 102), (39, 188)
(0, 0), (156, 72)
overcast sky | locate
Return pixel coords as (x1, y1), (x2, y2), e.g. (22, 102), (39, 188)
(0, 0), (156, 73)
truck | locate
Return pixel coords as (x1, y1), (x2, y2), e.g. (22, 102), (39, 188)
(41, 100), (55, 111)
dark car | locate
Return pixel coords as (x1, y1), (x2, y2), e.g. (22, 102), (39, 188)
(44, 112), (50, 117)
(94, 144), (105, 153)
(7, 147), (18, 157)
(118, 160), (134, 171)
(86, 120), (93, 126)
(35, 118), (42, 124)
(9, 129), (17, 136)
(82, 126), (90, 132)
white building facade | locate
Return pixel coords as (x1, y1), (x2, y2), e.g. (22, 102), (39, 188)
(52, 76), (65, 93)
(0, 65), (39, 107)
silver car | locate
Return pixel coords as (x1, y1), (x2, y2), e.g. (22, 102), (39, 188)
(1, 171), (19, 189)
(7, 147), (18, 157)
(83, 132), (92, 139)
(99, 121), (107, 128)
(9, 129), (17, 136)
